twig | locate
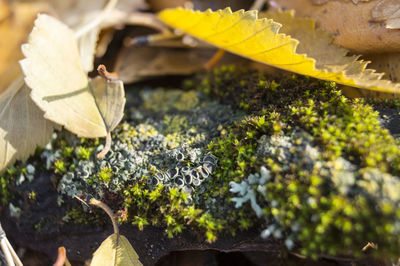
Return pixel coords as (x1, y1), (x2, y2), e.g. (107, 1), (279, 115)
(124, 31), (179, 47)
(0, 239), (14, 266)
(89, 198), (119, 235)
(0, 222), (22, 266)
(74, 0), (119, 39)
(204, 49), (226, 70)
(4, 239), (22, 266)
(97, 65), (119, 81)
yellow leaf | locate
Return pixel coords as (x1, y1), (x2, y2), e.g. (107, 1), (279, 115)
(0, 77), (55, 173)
(90, 234), (143, 266)
(20, 14), (125, 138)
(158, 8), (400, 94)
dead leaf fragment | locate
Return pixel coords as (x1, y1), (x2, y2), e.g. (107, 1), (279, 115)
(0, 77), (54, 173)
(115, 46), (215, 83)
(20, 14), (125, 138)
(90, 234), (143, 266)
(272, 0), (400, 53)
(371, 0), (400, 29)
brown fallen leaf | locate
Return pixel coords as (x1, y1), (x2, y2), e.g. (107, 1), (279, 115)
(271, 0), (400, 53)
(0, 0), (47, 93)
(311, 0), (372, 4)
(115, 46), (215, 83)
(147, 0), (190, 11)
(371, 0), (400, 29)
(362, 53), (400, 83)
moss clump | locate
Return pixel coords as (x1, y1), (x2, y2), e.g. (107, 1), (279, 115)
(186, 66), (400, 258)
(3, 66), (400, 260)
(35, 88), (238, 242)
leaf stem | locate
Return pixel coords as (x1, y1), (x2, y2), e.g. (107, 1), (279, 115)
(204, 49), (226, 70)
(97, 132), (112, 159)
(89, 198), (119, 235)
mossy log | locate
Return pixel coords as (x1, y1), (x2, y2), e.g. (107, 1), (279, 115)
(1, 67), (400, 265)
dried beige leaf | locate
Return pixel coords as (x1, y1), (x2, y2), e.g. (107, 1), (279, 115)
(372, 0), (400, 29)
(312, 0), (371, 4)
(272, 0), (400, 53)
(20, 14), (125, 138)
(115, 47), (214, 83)
(0, 77), (54, 173)
(90, 234), (143, 266)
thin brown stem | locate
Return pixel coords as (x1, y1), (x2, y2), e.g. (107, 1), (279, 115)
(97, 65), (119, 81)
(89, 198), (119, 235)
(97, 132), (112, 159)
(53, 247), (67, 266)
(204, 49), (226, 70)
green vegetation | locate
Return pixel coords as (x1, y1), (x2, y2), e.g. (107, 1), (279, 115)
(3, 66), (400, 260)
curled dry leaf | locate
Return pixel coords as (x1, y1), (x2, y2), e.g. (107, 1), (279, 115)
(0, 77), (55, 173)
(271, 0), (400, 53)
(20, 14), (125, 138)
(371, 0), (400, 29)
(158, 8), (400, 94)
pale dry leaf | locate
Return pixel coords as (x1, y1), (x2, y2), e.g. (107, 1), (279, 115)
(90, 76), (125, 132)
(77, 26), (100, 72)
(159, 8), (400, 94)
(272, 0), (400, 53)
(340, 52), (400, 99)
(90, 234), (143, 266)
(372, 0), (400, 29)
(115, 46), (215, 83)
(0, 77), (54, 173)
(312, 0), (372, 4)
(20, 14), (125, 138)
(50, 0), (148, 72)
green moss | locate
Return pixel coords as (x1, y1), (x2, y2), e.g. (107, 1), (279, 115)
(75, 146), (92, 160)
(186, 66), (400, 258)
(97, 167), (113, 183)
(4, 66), (400, 260)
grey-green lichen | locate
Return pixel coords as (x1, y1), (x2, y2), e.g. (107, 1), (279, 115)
(3, 66), (400, 260)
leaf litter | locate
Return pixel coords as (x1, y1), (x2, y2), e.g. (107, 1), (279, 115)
(158, 8), (400, 94)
